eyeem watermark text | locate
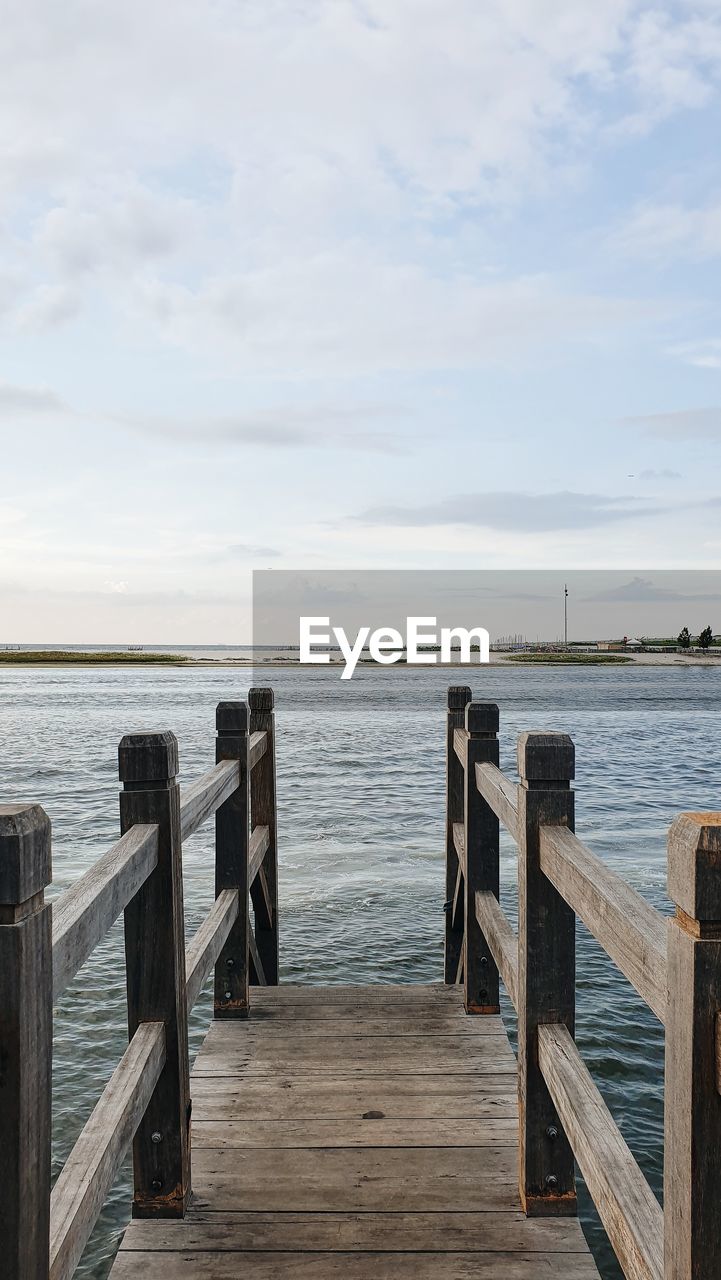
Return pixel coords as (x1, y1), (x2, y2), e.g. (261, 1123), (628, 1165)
(300, 616), (490, 679)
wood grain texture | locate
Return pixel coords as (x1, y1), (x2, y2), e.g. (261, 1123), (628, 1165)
(214, 702), (250, 1018)
(179, 759), (239, 843)
(538, 1023), (663, 1280)
(248, 825), (270, 885)
(445, 688), (471, 982)
(119, 731), (191, 1217)
(49, 1022), (166, 1280)
(248, 731), (267, 771)
(111, 983), (597, 1280)
(475, 888), (519, 1011)
(248, 689), (278, 984)
(463, 702), (500, 1014)
(517, 731), (577, 1217)
(540, 825), (666, 1023)
(52, 824), (158, 999)
(475, 761), (520, 843)
(0, 804), (52, 1280)
(185, 890), (239, 1013)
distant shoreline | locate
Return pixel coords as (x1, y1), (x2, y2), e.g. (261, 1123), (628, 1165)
(2, 650), (721, 669)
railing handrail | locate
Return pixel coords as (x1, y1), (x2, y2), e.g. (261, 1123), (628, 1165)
(0, 688), (279, 1280)
(445, 687), (721, 1280)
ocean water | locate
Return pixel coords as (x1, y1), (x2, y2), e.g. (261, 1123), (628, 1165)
(2, 661), (720, 1278)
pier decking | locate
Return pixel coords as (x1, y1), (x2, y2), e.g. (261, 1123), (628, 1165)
(113, 983), (598, 1278)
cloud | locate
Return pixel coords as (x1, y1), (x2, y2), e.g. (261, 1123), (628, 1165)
(670, 339), (721, 370)
(0, 383), (68, 414)
(226, 543), (281, 559)
(637, 468), (682, 480)
(115, 403), (413, 453)
(582, 575), (721, 604)
(354, 490), (667, 532)
(623, 407), (721, 438)
(614, 200), (721, 262)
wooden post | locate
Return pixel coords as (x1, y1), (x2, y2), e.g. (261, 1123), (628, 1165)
(517, 731), (576, 1216)
(464, 702), (500, 1014)
(0, 804), (52, 1280)
(119, 731), (191, 1217)
(445, 686), (471, 983)
(248, 688), (279, 984)
(215, 702), (250, 1018)
(665, 812), (721, 1280)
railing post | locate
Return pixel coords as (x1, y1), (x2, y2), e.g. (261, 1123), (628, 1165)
(0, 804), (52, 1280)
(464, 702), (500, 1013)
(119, 731), (191, 1217)
(215, 702), (250, 1018)
(517, 731), (576, 1216)
(665, 813), (721, 1279)
(445, 685), (471, 983)
(248, 688), (279, 984)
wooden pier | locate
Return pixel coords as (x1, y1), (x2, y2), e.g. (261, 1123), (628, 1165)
(1, 686), (720, 1280)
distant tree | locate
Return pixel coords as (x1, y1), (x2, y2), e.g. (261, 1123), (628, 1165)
(698, 625), (714, 650)
(677, 626), (691, 649)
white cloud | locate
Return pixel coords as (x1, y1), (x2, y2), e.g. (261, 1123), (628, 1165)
(614, 199), (721, 261)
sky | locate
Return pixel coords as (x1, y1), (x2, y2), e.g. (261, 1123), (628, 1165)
(2, 1), (721, 641)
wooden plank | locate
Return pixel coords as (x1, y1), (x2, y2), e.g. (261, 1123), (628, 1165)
(538, 1023), (663, 1280)
(220, 1013), (507, 1036)
(445, 688), (471, 982)
(248, 919), (267, 986)
(517, 731), (576, 1216)
(179, 758), (239, 843)
(192, 1116), (518, 1148)
(475, 889), (518, 1011)
(49, 1023), (166, 1280)
(112, 1250), (601, 1278)
(248, 730), (267, 770)
(186, 889), (239, 1013)
(248, 825), (270, 885)
(453, 822), (466, 874)
(119, 1209), (594, 1253)
(193, 1032), (516, 1077)
(249, 689), (278, 983)
(540, 825), (666, 1023)
(454, 726), (468, 766)
(0, 803), (53, 1280)
(190, 1145), (518, 1211)
(665, 813), (721, 1280)
(119, 730), (191, 1217)
(464, 703), (500, 1014)
(475, 761), (520, 843)
(214, 703), (250, 1018)
(243, 983), (463, 1004)
(189, 1074), (518, 1120)
(52, 824), (158, 999)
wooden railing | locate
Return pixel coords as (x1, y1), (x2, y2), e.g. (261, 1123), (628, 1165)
(444, 685), (721, 1280)
(0, 687), (278, 1280)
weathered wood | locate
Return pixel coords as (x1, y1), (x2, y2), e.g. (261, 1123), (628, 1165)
(664, 813), (721, 1280)
(249, 689), (278, 984)
(248, 916), (267, 985)
(0, 804), (53, 1280)
(538, 1023), (663, 1280)
(119, 730), (191, 1217)
(454, 726), (468, 766)
(453, 821), (466, 874)
(540, 824), (666, 1023)
(451, 861), (464, 933)
(248, 824), (270, 885)
(179, 758), (239, 843)
(475, 889), (518, 1011)
(52, 824), (158, 999)
(186, 889), (239, 1013)
(445, 687), (471, 982)
(464, 703), (500, 1014)
(193, 1031), (516, 1077)
(248, 730), (267, 770)
(475, 761), (520, 843)
(517, 731), (576, 1216)
(113, 1251), (600, 1278)
(214, 702), (250, 1019)
(119, 1208), (596, 1253)
(49, 1022), (166, 1280)
(193, 1116), (518, 1148)
(190, 1075), (518, 1120)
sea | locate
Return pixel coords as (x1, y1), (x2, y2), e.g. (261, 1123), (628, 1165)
(2, 653), (720, 1278)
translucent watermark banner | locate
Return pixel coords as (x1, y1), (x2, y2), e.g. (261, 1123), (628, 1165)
(252, 570), (721, 679)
